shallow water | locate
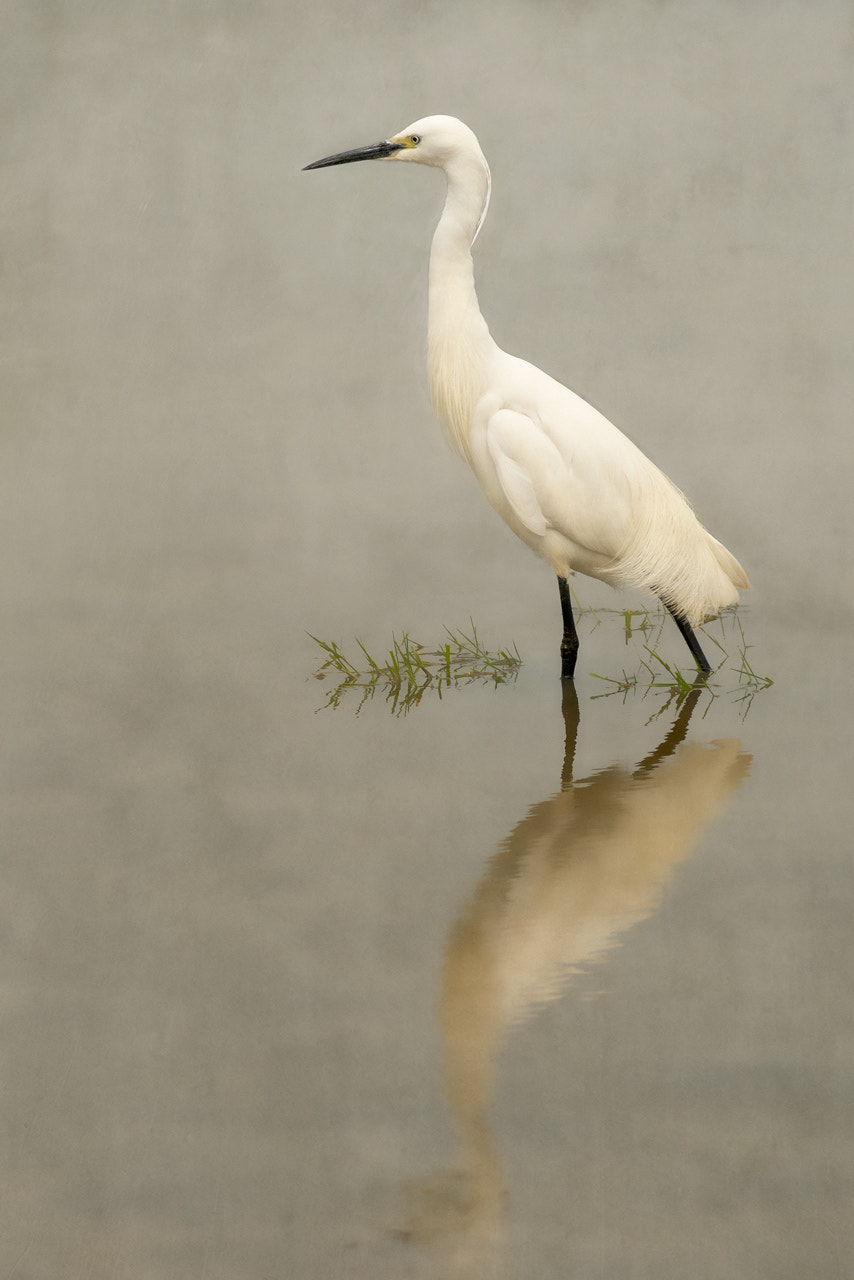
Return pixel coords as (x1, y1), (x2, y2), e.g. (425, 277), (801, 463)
(2, 2), (852, 1276)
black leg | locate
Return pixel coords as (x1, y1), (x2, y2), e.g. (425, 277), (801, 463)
(557, 576), (579, 681)
(663, 601), (712, 676)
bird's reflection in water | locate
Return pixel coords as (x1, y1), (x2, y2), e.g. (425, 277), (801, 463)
(404, 686), (751, 1276)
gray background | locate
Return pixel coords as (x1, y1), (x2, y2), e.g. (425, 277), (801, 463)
(1, 1), (851, 1276)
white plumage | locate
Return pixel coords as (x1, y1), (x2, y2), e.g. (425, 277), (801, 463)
(305, 115), (748, 677)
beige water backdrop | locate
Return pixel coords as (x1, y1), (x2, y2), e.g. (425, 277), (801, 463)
(1, 1), (852, 1276)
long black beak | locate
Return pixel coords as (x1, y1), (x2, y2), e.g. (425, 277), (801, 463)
(303, 139), (403, 170)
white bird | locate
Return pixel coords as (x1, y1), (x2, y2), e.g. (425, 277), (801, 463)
(304, 115), (749, 679)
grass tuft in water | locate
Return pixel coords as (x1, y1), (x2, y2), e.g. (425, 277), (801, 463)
(588, 605), (772, 718)
(311, 605), (769, 718)
(309, 620), (521, 714)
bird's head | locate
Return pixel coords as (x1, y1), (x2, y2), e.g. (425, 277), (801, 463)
(304, 115), (492, 243)
(303, 115), (484, 172)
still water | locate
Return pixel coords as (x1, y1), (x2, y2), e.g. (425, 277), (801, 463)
(1, 1), (852, 1276)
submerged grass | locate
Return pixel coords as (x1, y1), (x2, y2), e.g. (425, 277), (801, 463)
(310, 605), (770, 717)
(587, 604), (772, 718)
(309, 620), (521, 715)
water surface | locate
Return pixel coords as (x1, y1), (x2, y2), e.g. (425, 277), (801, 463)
(1, 2), (852, 1276)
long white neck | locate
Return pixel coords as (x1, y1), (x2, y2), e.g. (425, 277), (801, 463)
(427, 151), (495, 462)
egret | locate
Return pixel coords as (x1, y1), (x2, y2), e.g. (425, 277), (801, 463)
(304, 116), (749, 680)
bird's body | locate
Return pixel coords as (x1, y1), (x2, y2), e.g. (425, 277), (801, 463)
(305, 115), (748, 677)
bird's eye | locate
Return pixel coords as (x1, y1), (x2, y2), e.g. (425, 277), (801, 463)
(410, 134), (421, 145)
